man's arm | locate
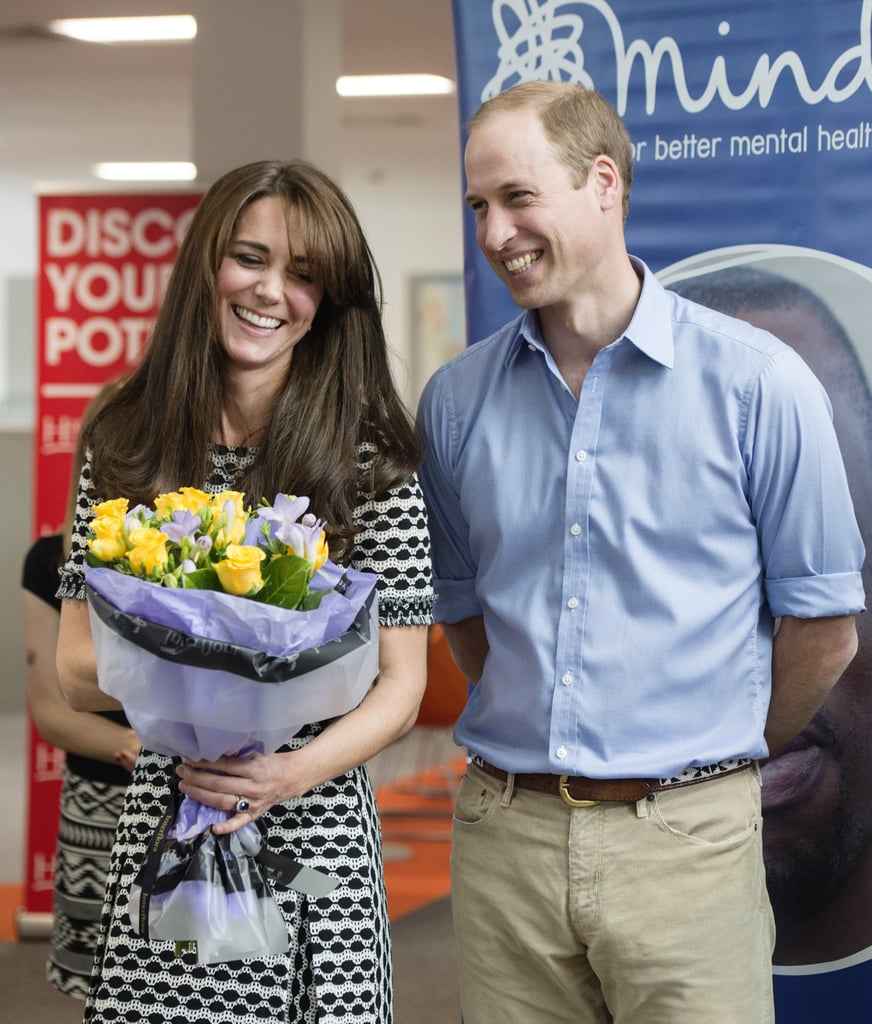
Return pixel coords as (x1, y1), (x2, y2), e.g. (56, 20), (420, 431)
(442, 615), (489, 684)
(765, 613), (859, 756)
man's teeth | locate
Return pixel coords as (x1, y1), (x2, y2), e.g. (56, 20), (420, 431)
(235, 306), (282, 329)
(504, 252), (542, 274)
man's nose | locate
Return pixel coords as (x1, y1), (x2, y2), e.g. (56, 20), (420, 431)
(479, 206), (516, 253)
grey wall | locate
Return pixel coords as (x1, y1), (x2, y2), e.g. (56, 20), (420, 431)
(0, 431), (33, 712)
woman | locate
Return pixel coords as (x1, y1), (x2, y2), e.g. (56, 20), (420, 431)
(22, 533), (138, 999)
(56, 159), (433, 1023)
(23, 379), (139, 1000)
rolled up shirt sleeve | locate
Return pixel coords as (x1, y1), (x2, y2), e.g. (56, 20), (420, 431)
(748, 347), (866, 618)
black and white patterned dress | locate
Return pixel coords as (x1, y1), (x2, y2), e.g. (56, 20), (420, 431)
(58, 444), (434, 1023)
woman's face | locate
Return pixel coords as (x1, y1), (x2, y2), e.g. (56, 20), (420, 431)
(216, 195), (323, 380)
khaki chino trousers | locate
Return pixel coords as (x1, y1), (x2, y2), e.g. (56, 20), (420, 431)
(451, 761), (775, 1024)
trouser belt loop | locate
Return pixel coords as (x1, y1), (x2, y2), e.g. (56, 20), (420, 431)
(500, 771), (516, 807)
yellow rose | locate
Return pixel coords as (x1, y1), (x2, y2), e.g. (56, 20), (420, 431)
(88, 514), (128, 562)
(92, 497), (129, 521)
(210, 490), (248, 546)
(125, 526), (170, 577)
(214, 544), (265, 596)
(154, 487), (212, 517)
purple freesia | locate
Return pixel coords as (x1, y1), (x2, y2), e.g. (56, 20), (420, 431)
(161, 509), (202, 544)
(283, 519), (326, 561)
(255, 494), (310, 545)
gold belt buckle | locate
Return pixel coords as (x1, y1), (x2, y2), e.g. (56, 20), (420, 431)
(559, 775), (600, 807)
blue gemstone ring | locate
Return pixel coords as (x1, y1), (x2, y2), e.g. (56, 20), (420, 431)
(235, 797), (250, 813)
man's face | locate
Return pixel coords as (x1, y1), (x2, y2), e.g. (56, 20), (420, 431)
(736, 301), (872, 923)
(463, 108), (614, 315)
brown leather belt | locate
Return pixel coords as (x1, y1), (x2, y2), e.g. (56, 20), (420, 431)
(474, 758), (752, 807)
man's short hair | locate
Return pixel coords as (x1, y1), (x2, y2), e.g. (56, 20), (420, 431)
(468, 81), (634, 221)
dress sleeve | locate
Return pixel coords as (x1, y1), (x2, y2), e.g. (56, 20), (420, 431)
(57, 449), (100, 602)
(352, 447), (434, 627)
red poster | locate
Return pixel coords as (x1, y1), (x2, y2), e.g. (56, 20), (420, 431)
(23, 192), (201, 924)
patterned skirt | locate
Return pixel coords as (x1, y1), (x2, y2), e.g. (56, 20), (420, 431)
(82, 726), (392, 1023)
(48, 764), (127, 999)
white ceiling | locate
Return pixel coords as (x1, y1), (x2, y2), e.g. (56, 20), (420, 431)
(0, 0), (461, 185)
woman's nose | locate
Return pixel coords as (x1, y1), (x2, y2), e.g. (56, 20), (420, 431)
(254, 268), (282, 302)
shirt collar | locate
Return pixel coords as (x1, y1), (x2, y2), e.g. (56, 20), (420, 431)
(506, 256), (675, 370)
(623, 257), (674, 369)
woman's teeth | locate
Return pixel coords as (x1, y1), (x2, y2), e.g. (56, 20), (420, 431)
(235, 306), (281, 329)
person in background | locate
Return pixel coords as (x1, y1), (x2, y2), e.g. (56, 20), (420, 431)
(670, 266), (872, 1018)
(55, 159), (433, 1024)
(417, 80), (865, 1023)
(22, 382), (139, 999)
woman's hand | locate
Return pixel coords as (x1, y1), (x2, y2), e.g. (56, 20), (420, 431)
(175, 750), (305, 836)
(175, 622), (430, 836)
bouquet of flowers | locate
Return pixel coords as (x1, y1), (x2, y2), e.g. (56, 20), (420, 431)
(84, 488), (380, 964)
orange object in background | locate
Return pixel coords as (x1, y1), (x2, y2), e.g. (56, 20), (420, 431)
(417, 625), (469, 727)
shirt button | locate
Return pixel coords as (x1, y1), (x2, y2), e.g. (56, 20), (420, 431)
(567, 597), (579, 609)
(575, 450), (587, 462)
(527, 343), (536, 352)
(570, 523), (581, 536)
(562, 672), (573, 686)
(556, 746), (567, 759)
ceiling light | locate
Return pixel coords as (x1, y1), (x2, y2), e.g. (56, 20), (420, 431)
(48, 16), (197, 44)
(336, 74), (455, 97)
(95, 162), (197, 182)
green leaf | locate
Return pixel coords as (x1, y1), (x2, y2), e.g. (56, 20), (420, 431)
(257, 555), (313, 610)
(298, 588), (329, 611)
(180, 567), (222, 591)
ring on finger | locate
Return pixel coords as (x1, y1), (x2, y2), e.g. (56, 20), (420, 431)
(235, 796), (250, 813)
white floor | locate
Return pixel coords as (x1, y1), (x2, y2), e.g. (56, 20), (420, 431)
(3, 710), (460, 884)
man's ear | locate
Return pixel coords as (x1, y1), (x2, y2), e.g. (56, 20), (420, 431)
(590, 154), (622, 213)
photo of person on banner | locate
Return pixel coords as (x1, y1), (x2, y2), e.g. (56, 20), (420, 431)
(416, 80), (866, 1023)
(55, 158), (433, 1024)
(669, 262), (872, 1018)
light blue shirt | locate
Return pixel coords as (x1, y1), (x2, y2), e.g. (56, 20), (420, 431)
(417, 259), (866, 777)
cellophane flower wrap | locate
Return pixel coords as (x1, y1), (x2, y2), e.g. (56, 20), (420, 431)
(83, 489), (379, 964)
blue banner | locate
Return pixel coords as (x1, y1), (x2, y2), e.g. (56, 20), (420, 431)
(451, 2), (872, 1020)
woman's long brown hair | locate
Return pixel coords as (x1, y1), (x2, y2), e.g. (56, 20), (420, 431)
(85, 160), (419, 558)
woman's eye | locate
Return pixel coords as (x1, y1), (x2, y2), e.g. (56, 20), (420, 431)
(289, 265), (314, 283)
(235, 252), (261, 267)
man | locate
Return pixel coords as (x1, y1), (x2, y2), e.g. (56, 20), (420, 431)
(671, 267), (872, 1018)
(416, 81), (866, 1024)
